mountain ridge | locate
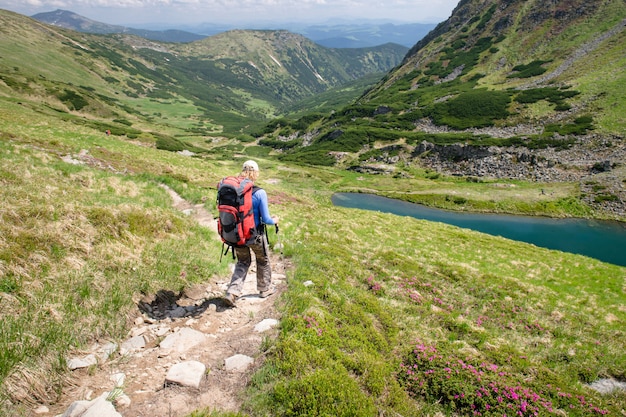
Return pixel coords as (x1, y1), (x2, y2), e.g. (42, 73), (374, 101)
(0, 9), (407, 136)
(255, 0), (626, 216)
(31, 8), (436, 48)
(31, 9), (206, 43)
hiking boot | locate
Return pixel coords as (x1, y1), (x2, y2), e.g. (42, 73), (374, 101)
(223, 293), (237, 307)
(259, 286), (276, 298)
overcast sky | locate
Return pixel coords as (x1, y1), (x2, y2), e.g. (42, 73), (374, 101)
(1, 0), (459, 28)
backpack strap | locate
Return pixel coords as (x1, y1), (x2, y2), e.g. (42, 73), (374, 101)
(251, 185), (265, 235)
(220, 242), (236, 263)
(252, 186), (270, 256)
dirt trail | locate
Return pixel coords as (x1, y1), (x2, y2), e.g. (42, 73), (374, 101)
(49, 186), (288, 417)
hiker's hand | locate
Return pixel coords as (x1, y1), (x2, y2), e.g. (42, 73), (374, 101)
(272, 216), (279, 225)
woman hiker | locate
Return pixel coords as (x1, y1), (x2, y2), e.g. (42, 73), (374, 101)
(223, 160), (279, 307)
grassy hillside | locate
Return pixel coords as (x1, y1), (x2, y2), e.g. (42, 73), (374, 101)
(0, 9), (406, 137)
(393, 0), (626, 134)
(255, 0), (626, 218)
(1, 3), (625, 416)
(1, 77), (625, 416)
(264, 0), (626, 142)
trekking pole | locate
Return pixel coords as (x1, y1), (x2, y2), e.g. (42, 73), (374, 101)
(274, 224), (287, 283)
(274, 224), (283, 255)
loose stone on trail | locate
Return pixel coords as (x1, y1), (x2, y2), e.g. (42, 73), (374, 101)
(165, 361), (207, 389)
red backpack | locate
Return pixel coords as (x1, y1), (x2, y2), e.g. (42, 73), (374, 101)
(216, 176), (259, 253)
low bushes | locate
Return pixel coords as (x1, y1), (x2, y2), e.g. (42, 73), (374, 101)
(430, 90), (511, 129)
(399, 341), (610, 416)
(507, 60), (551, 78)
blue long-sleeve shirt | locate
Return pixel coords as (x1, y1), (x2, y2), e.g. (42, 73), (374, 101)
(252, 188), (275, 228)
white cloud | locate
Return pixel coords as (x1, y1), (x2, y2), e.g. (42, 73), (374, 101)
(1, 0), (458, 25)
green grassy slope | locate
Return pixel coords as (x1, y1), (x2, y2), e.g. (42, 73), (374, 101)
(402, 0), (625, 132)
(1, 79), (625, 416)
(255, 0), (626, 218)
(261, 0), (625, 146)
(0, 9), (406, 137)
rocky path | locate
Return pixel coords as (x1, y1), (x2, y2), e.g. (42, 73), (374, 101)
(43, 186), (288, 417)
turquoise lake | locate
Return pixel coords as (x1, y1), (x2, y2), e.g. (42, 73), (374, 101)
(332, 193), (626, 267)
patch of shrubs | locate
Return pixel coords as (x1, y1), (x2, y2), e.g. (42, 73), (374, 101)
(594, 194), (619, 203)
(315, 127), (405, 152)
(57, 89), (89, 111)
(447, 196), (468, 205)
(429, 90), (511, 129)
(113, 118), (132, 126)
(406, 132), (480, 146)
(508, 60), (551, 78)
(155, 135), (207, 153)
(278, 149), (336, 166)
(425, 37), (494, 80)
(335, 104), (384, 119)
(155, 136), (188, 152)
(425, 61), (446, 77)
(0, 75), (29, 91)
(476, 4), (497, 31)
(255, 114), (325, 137)
(259, 137), (302, 150)
(515, 87), (579, 111)
(524, 137), (576, 150)
(235, 134), (256, 143)
(544, 116), (594, 136)
(399, 341), (609, 416)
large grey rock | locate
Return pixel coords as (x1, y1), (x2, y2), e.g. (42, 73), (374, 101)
(254, 319), (278, 333)
(67, 354), (97, 370)
(119, 335), (146, 355)
(97, 342), (118, 362)
(159, 327), (207, 353)
(224, 354), (254, 371)
(61, 392), (122, 417)
(588, 378), (626, 394)
(165, 361), (206, 388)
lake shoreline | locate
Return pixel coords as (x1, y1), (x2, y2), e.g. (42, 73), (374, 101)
(333, 192), (626, 267)
(343, 188), (626, 224)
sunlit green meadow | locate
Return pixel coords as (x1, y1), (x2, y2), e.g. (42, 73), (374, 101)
(227, 195), (625, 416)
(118, 96), (220, 132)
(1, 97), (624, 416)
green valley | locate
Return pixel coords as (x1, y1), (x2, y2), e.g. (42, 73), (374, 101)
(0, 1), (625, 416)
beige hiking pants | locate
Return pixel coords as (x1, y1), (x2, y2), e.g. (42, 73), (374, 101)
(226, 234), (272, 297)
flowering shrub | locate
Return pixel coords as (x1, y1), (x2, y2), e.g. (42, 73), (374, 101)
(366, 275), (383, 294)
(296, 314), (324, 337)
(399, 341), (608, 416)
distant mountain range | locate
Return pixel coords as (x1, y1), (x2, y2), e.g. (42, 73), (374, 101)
(1, 8), (408, 136)
(286, 22), (437, 48)
(31, 9), (206, 43)
(31, 9), (436, 47)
